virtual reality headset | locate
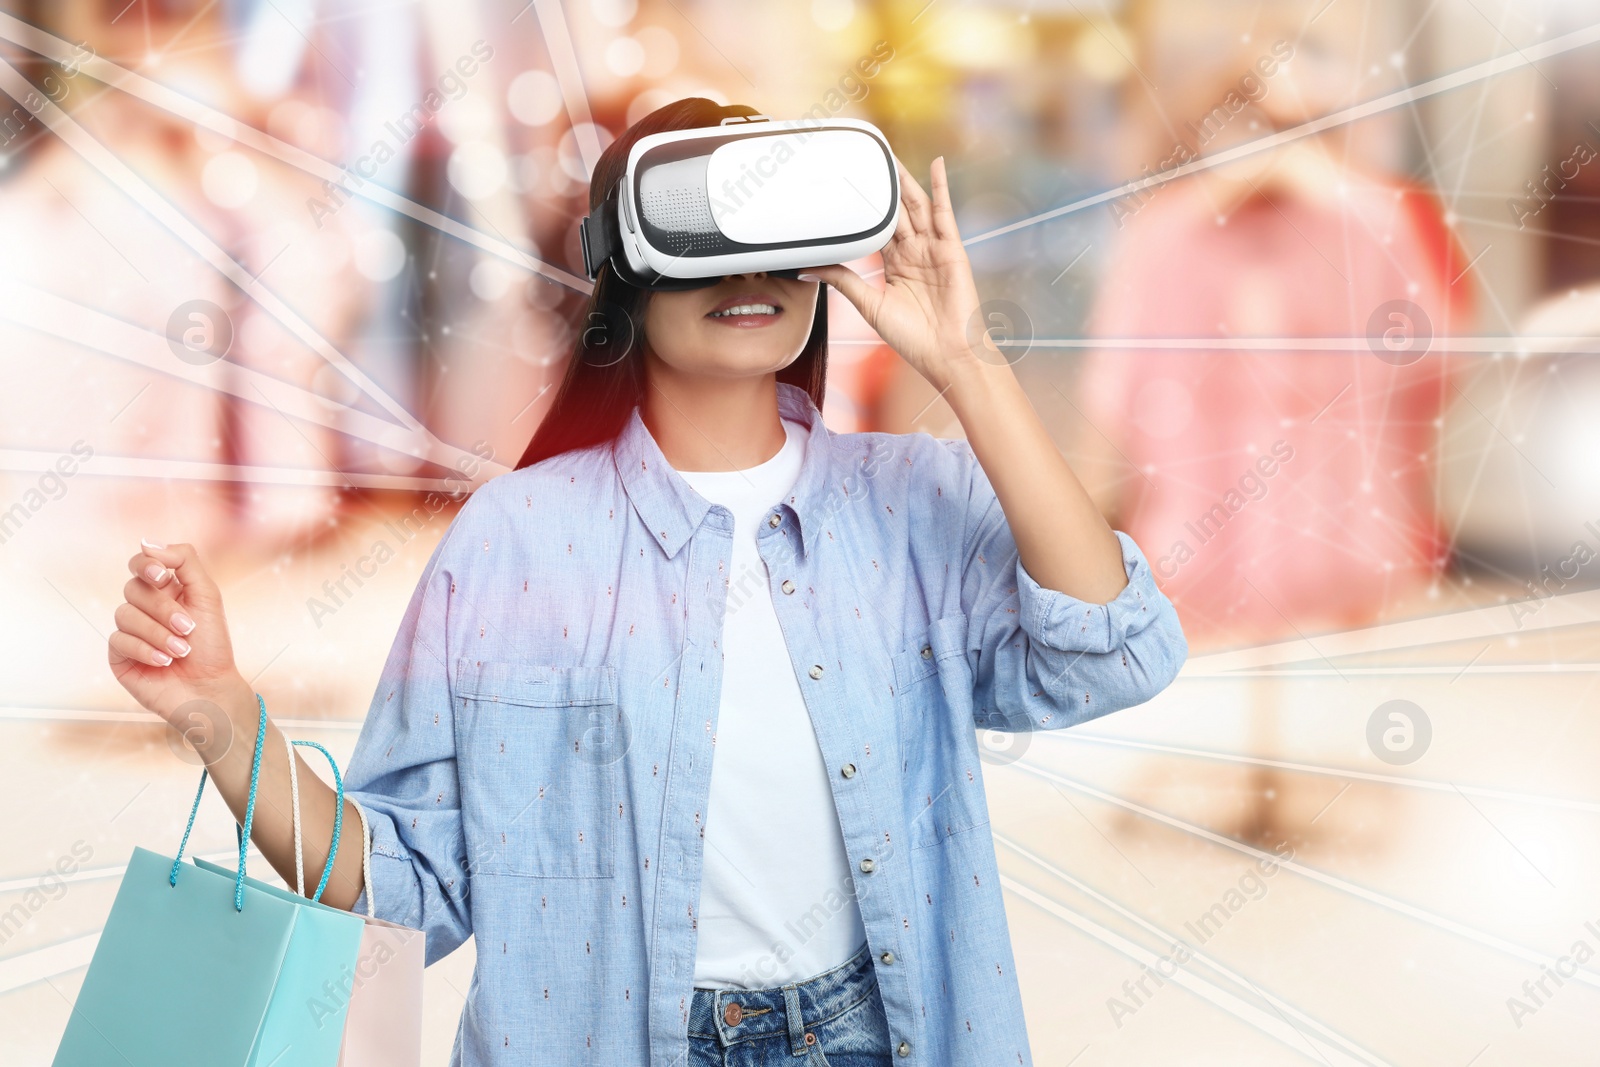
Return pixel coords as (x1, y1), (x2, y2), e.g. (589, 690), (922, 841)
(579, 115), (900, 290)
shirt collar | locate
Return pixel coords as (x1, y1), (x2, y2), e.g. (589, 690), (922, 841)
(613, 381), (833, 561)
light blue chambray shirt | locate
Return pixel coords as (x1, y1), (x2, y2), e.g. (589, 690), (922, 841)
(344, 381), (1187, 1066)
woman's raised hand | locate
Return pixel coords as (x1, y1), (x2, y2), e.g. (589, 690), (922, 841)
(110, 539), (246, 727)
(801, 156), (1001, 393)
(108, 543), (360, 907)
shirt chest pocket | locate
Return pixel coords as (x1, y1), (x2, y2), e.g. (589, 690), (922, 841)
(891, 613), (990, 850)
(454, 659), (621, 879)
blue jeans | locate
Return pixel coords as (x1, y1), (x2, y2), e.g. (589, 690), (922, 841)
(687, 941), (893, 1066)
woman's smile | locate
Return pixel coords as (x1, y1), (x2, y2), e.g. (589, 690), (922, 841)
(705, 290), (784, 327)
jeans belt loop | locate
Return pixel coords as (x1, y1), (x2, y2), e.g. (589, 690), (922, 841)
(783, 984), (808, 1055)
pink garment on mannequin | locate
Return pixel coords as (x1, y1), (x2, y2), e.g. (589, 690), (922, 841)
(1080, 172), (1473, 644)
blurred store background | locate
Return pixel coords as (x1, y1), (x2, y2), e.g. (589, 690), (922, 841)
(2, 0), (1598, 1062)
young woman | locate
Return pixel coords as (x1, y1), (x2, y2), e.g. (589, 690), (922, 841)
(109, 99), (1187, 1066)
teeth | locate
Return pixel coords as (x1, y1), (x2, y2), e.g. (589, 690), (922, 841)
(710, 303), (778, 317)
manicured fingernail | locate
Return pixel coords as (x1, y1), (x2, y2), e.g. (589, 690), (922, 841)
(141, 537), (166, 551)
(797, 273), (821, 283)
(144, 564), (169, 583)
(167, 635), (191, 657)
(171, 612), (196, 635)
(151, 649), (173, 666)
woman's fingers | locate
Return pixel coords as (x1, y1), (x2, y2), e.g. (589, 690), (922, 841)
(123, 575), (196, 641)
(115, 601), (192, 661)
(127, 550), (175, 589)
(800, 264), (880, 325)
(892, 190), (917, 245)
(120, 540), (223, 672)
(895, 157), (932, 235)
(110, 540), (243, 725)
(144, 541), (217, 595)
(109, 626), (175, 668)
(928, 156), (961, 243)
(136, 540), (223, 612)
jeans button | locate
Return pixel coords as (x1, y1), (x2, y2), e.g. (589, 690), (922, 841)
(724, 1001), (743, 1026)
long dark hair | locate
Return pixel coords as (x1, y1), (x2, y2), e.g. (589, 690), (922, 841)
(516, 98), (829, 470)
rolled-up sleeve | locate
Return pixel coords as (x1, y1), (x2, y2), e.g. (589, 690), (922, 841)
(952, 441), (1188, 731)
(344, 519), (472, 965)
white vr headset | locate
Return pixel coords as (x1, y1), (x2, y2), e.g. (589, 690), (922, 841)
(579, 115), (901, 290)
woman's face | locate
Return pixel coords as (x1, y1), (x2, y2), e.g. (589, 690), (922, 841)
(641, 273), (821, 381)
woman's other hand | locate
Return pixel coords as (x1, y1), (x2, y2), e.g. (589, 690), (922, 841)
(109, 538), (248, 730)
(802, 156), (1000, 393)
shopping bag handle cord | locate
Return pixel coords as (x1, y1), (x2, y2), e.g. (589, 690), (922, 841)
(291, 740), (345, 904)
(168, 692), (268, 912)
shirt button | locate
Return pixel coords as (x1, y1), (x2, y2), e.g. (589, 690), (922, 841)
(809, 664), (824, 680)
(880, 951), (895, 965)
(859, 857), (875, 873)
(920, 646), (932, 659)
(897, 1040), (911, 1057)
(768, 513), (782, 528)
(840, 763), (856, 778)
(781, 579), (796, 595)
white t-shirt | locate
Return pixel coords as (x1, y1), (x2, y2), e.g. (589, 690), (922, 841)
(675, 417), (867, 989)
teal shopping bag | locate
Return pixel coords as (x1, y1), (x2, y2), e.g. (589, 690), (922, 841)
(53, 697), (366, 1067)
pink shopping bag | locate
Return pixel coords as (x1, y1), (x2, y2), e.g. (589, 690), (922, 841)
(286, 735), (426, 1067)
